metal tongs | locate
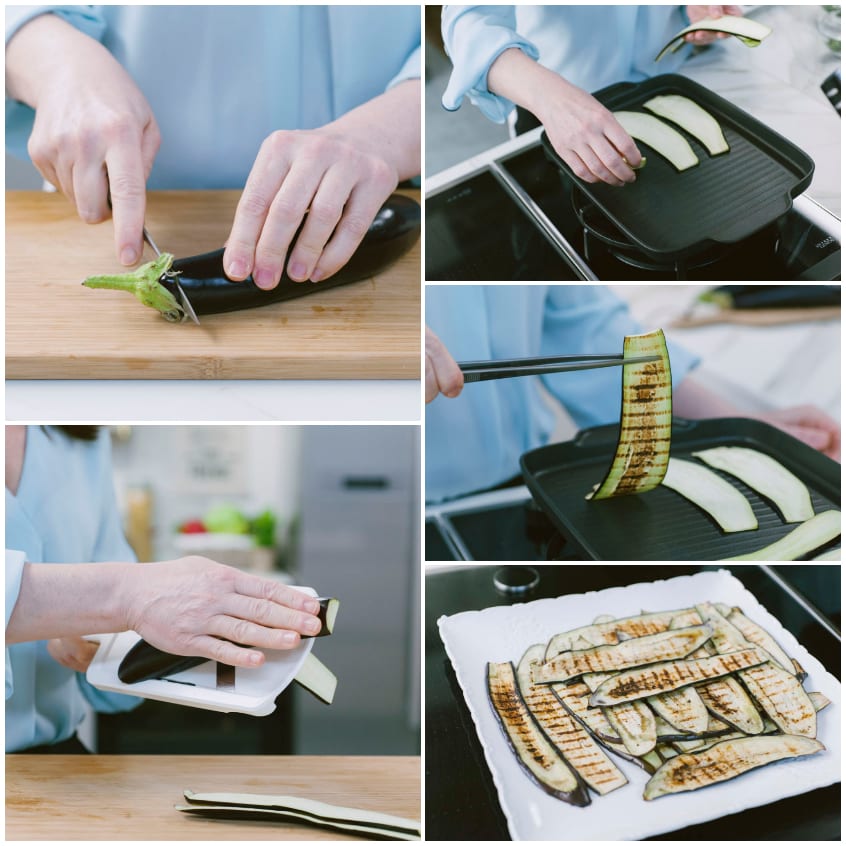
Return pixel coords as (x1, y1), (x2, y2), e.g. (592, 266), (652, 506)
(141, 226), (201, 325)
(459, 353), (661, 383)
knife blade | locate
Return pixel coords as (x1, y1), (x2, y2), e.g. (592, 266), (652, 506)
(142, 226), (201, 325)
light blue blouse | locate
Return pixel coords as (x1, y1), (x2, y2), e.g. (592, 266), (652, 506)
(6, 5), (421, 188)
(5, 426), (139, 752)
(441, 5), (690, 122)
(425, 286), (699, 502)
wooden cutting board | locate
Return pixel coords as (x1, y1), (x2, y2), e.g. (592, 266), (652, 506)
(5, 191), (420, 379)
(6, 754), (420, 840)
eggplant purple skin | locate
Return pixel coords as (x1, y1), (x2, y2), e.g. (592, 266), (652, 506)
(159, 193), (420, 315)
(118, 597), (337, 684)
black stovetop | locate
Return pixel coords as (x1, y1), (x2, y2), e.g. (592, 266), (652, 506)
(425, 564), (841, 841)
(426, 143), (841, 282)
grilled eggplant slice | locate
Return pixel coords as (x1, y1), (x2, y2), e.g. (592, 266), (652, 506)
(643, 735), (824, 800)
(692, 446), (814, 523)
(536, 625), (712, 683)
(517, 646), (628, 796)
(726, 511), (841, 561)
(660, 457), (758, 532)
(647, 686), (709, 735)
(725, 607), (794, 673)
(487, 661), (590, 805)
(590, 649), (766, 706)
(582, 672), (657, 757)
(552, 681), (621, 744)
(696, 603), (817, 738)
(588, 329), (673, 500)
(696, 676), (764, 735)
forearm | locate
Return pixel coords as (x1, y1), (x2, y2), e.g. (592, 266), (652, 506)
(5, 13), (97, 107)
(325, 78), (421, 181)
(486, 47), (563, 122)
(6, 561), (133, 644)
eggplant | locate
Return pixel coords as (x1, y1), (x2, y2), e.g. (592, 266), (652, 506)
(588, 329), (673, 500)
(552, 681), (621, 744)
(700, 285), (841, 310)
(487, 661), (590, 806)
(612, 112), (699, 171)
(118, 597), (339, 683)
(83, 194), (420, 320)
(655, 15), (772, 62)
(293, 653), (337, 706)
(643, 95), (729, 156)
(516, 645), (628, 796)
(726, 510), (841, 561)
(725, 607), (794, 673)
(643, 735), (824, 800)
(692, 447), (814, 524)
(589, 648), (766, 706)
(535, 624), (713, 684)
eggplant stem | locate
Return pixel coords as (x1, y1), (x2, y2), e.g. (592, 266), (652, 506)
(82, 252), (185, 321)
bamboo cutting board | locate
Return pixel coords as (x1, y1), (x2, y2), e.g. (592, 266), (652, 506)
(5, 191), (420, 379)
(5, 754), (420, 840)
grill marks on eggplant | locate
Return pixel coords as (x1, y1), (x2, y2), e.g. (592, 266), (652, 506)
(589, 330), (672, 500)
(643, 735), (824, 800)
(489, 601), (828, 807)
(487, 662), (590, 805)
(517, 646), (628, 795)
(536, 625), (712, 684)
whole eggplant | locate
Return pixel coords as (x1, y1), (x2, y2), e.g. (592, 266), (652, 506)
(160, 193), (420, 316)
(701, 285), (840, 310)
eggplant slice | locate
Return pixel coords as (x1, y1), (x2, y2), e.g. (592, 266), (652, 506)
(487, 661), (590, 806)
(654, 14), (773, 62)
(643, 735), (824, 800)
(588, 329), (673, 500)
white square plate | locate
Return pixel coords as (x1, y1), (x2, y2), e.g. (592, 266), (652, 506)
(437, 569), (840, 840)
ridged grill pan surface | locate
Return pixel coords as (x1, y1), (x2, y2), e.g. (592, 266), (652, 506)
(541, 75), (815, 261)
(520, 418), (839, 561)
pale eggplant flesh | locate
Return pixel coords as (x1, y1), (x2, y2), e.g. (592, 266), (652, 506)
(487, 661), (590, 806)
(535, 624), (713, 684)
(654, 14), (773, 62)
(725, 511), (841, 561)
(643, 735), (824, 800)
(612, 112), (699, 172)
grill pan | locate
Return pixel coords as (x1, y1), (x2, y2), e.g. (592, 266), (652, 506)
(520, 418), (840, 561)
(541, 74), (815, 261)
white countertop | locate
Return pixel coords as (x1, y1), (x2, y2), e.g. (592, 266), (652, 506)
(5, 379), (422, 423)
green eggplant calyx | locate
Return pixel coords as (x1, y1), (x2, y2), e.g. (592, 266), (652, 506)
(82, 252), (185, 321)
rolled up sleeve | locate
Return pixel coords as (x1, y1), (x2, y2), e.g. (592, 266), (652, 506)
(441, 5), (539, 123)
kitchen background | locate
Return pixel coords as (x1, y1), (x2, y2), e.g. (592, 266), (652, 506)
(88, 424), (420, 757)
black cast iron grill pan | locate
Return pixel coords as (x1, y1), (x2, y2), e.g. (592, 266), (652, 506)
(541, 74), (815, 262)
(520, 418), (839, 561)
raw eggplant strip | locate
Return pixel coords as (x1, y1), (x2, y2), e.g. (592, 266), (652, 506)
(647, 686), (710, 734)
(813, 547), (840, 561)
(590, 649), (766, 706)
(692, 446), (814, 523)
(643, 95), (729, 156)
(696, 603), (816, 738)
(643, 735), (824, 800)
(293, 653), (337, 706)
(517, 646), (628, 795)
(487, 662), (590, 805)
(726, 511), (841, 561)
(660, 457), (758, 533)
(552, 682), (621, 743)
(654, 14), (773, 62)
(588, 329), (673, 500)
(181, 790), (420, 837)
(535, 624), (712, 683)
(725, 607), (794, 673)
(612, 112), (699, 172)
(582, 672), (657, 757)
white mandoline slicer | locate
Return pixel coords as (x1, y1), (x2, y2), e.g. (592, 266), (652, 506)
(86, 586), (324, 717)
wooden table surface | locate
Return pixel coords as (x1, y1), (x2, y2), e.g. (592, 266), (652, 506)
(5, 755), (420, 840)
(5, 190), (420, 380)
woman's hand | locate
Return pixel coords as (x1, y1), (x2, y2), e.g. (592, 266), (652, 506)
(47, 636), (100, 673)
(685, 6), (744, 44)
(224, 79), (420, 288)
(426, 327), (464, 403)
(121, 557), (322, 669)
(6, 14), (159, 266)
(487, 48), (641, 187)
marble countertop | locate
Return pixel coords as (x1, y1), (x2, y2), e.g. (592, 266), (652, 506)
(680, 4), (841, 216)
